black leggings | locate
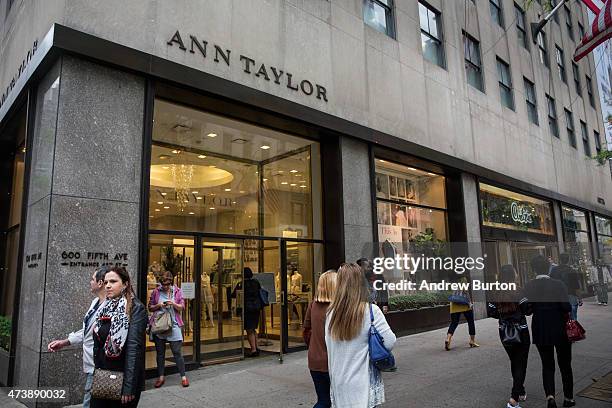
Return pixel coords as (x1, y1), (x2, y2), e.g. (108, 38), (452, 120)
(503, 343), (530, 401)
(536, 343), (573, 399)
(153, 335), (186, 377)
(448, 310), (475, 336)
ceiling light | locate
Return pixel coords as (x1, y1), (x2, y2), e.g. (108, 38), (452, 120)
(294, 174), (301, 177)
(260, 145), (270, 150)
(189, 212), (195, 215)
(210, 193), (215, 196)
(162, 166), (169, 170)
(161, 192), (167, 196)
(198, 155), (206, 159)
(225, 188), (231, 192)
(378, 159), (386, 163)
(158, 154), (170, 160)
(163, 206), (170, 209)
(196, 196), (203, 200)
(209, 165), (216, 168)
(281, 182), (288, 185)
(157, 201), (163, 205)
(263, 178), (268, 181)
(408, 167), (417, 171)
(207, 133), (217, 138)
(209, 207), (215, 210)
(278, 170), (284, 173)
(300, 185), (306, 188)
(192, 191), (198, 194)
(290, 169), (298, 173)
(184, 199), (189, 203)
(290, 183), (296, 186)
(232, 201), (237, 204)
(155, 209), (161, 212)
(427, 172), (436, 176)
(172, 150), (180, 154)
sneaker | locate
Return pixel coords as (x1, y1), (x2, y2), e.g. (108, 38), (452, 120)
(563, 399), (576, 407)
(507, 403), (521, 408)
(547, 398), (557, 408)
(518, 394), (527, 402)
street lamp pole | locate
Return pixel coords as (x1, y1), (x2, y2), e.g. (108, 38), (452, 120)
(531, 0), (569, 43)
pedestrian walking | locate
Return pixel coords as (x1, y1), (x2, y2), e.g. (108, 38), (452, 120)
(593, 259), (610, 305)
(488, 265), (531, 408)
(303, 270), (337, 408)
(325, 263), (396, 408)
(550, 253), (582, 320)
(232, 267), (263, 357)
(47, 266), (109, 408)
(445, 277), (478, 350)
(90, 266), (147, 408)
(524, 255), (574, 408)
(148, 270), (189, 388)
(357, 258), (389, 313)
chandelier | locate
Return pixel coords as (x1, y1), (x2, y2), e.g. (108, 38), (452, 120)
(171, 163), (194, 212)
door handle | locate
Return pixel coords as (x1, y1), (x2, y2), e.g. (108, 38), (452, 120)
(281, 291), (285, 306)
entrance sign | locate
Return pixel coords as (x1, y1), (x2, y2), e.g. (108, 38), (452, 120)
(253, 272), (276, 304)
(181, 282), (195, 299)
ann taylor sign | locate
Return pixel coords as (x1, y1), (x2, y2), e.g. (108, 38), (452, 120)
(167, 30), (328, 103)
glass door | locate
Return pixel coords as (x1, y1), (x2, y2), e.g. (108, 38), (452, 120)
(200, 239), (244, 364)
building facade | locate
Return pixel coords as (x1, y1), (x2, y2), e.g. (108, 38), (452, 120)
(1, 0), (612, 405)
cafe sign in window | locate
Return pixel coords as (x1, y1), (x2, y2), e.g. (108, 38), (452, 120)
(480, 183), (554, 235)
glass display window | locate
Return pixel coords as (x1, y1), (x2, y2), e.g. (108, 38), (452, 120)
(480, 183), (555, 235)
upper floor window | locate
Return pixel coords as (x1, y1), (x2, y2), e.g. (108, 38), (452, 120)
(419, 2), (445, 68)
(547, 94), (559, 137)
(594, 130), (602, 154)
(364, 0), (395, 38)
(497, 57), (514, 110)
(581, 121), (590, 156)
(556, 46), (567, 83)
(565, 109), (576, 148)
(464, 33), (484, 92)
(515, 4), (528, 49)
(537, 32), (549, 68)
(564, 5), (574, 41)
(572, 63), (581, 96)
(586, 75), (595, 107)
(524, 78), (538, 125)
(490, 0), (504, 28)
(578, 22), (585, 39)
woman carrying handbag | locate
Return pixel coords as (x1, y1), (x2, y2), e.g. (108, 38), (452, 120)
(488, 265), (531, 408)
(91, 266), (147, 408)
(325, 263), (396, 408)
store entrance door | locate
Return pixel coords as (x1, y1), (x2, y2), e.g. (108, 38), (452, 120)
(200, 239), (244, 364)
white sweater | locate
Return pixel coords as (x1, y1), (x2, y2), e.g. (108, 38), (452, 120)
(325, 303), (397, 408)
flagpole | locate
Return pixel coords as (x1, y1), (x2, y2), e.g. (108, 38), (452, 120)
(531, 0), (570, 43)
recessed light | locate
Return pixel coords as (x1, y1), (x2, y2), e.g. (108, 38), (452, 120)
(427, 172), (436, 176)
(155, 209), (160, 212)
(290, 169), (298, 173)
(209, 165), (216, 168)
(158, 154), (170, 160)
(408, 167), (417, 171)
(209, 207), (215, 210)
(161, 192), (167, 196)
(294, 174), (301, 177)
(198, 155), (206, 159)
(429, 209), (433, 213)
(263, 178), (268, 181)
(157, 201), (163, 205)
(207, 133), (217, 138)
(196, 197), (203, 200)
(281, 182), (288, 185)
(210, 193), (215, 196)
(225, 188), (231, 192)
(184, 200), (189, 203)
(163, 206), (170, 209)
(290, 183), (296, 186)
(278, 170), (284, 173)
(162, 166), (169, 170)
(260, 145), (270, 150)
(172, 150), (180, 154)
(248, 215), (252, 218)
(232, 201), (237, 204)
(189, 212), (195, 215)
(300, 185), (307, 188)
(378, 159), (386, 163)
(192, 191), (198, 194)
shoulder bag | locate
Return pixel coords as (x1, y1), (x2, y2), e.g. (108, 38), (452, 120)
(499, 319), (522, 344)
(448, 290), (470, 305)
(91, 368), (123, 400)
(368, 303), (396, 372)
(151, 288), (173, 335)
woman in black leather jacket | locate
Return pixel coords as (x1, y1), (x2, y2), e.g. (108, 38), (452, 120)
(91, 266), (147, 408)
(488, 265), (531, 408)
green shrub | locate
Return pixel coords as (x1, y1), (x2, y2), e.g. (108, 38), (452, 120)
(0, 316), (11, 351)
(388, 291), (451, 311)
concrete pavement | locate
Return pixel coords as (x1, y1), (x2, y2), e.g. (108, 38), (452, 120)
(3, 298), (611, 407)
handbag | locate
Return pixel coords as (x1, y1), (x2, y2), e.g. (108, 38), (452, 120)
(499, 320), (522, 344)
(368, 303), (396, 372)
(151, 287), (173, 335)
(448, 290), (470, 305)
(91, 368), (123, 400)
(259, 287), (270, 307)
(566, 319), (586, 342)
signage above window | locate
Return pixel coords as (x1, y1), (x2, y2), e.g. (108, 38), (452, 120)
(479, 183), (555, 235)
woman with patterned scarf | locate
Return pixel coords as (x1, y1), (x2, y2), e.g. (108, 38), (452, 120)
(91, 266), (147, 408)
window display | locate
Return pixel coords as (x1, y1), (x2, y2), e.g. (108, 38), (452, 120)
(595, 215), (612, 264)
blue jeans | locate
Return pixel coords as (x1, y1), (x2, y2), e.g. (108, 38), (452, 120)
(568, 295), (579, 320)
(83, 372), (94, 408)
(310, 370), (331, 408)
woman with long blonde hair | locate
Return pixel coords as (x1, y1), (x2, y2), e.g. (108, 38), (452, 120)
(325, 263), (396, 407)
(303, 270), (337, 408)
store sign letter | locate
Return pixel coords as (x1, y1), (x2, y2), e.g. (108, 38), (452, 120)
(510, 202), (533, 224)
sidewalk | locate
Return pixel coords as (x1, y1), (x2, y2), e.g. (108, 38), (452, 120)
(3, 299), (610, 407)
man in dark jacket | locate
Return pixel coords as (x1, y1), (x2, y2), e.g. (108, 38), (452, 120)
(549, 253), (581, 320)
(525, 255), (574, 408)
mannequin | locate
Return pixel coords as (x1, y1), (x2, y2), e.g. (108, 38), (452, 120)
(201, 271), (215, 327)
(290, 269), (303, 294)
(274, 272), (281, 302)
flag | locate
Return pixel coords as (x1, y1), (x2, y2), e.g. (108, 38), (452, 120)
(581, 0), (604, 14)
(574, 0), (612, 61)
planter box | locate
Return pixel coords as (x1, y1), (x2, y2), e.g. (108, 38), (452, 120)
(0, 348), (9, 386)
(386, 305), (450, 337)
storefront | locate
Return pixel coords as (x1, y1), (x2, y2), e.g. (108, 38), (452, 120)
(595, 214), (612, 263)
(479, 182), (558, 287)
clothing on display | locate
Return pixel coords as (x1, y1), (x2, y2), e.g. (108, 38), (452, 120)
(201, 271), (215, 327)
